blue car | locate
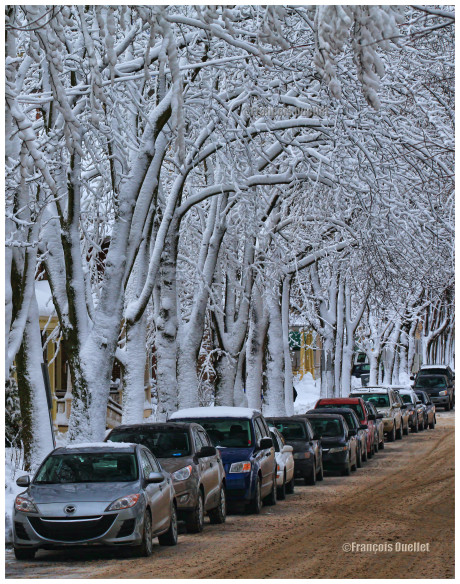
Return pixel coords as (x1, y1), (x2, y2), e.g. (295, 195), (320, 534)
(169, 407), (276, 514)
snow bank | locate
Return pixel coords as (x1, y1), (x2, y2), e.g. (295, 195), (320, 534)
(170, 406), (261, 420)
(293, 373), (321, 414)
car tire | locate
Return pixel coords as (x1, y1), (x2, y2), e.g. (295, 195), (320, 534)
(429, 417), (435, 430)
(356, 446), (362, 467)
(341, 457), (351, 476)
(412, 418), (419, 433)
(388, 424), (396, 442)
(277, 474), (286, 500)
(396, 421), (403, 440)
(158, 504), (178, 546)
(185, 492), (204, 533)
(208, 485), (226, 524)
(247, 477), (262, 514)
(285, 477), (295, 495)
(305, 461), (317, 486)
(135, 509), (153, 557)
(351, 450), (357, 472)
(264, 474), (277, 506)
(403, 422), (409, 436)
(368, 444), (373, 458)
(361, 444), (368, 462)
(14, 547), (36, 561)
(374, 440), (379, 454)
(316, 460), (324, 481)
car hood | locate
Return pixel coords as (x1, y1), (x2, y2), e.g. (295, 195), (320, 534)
(28, 481), (140, 504)
(217, 446), (254, 464)
(320, 437), (346, 447)
(159, 457), (193, 474)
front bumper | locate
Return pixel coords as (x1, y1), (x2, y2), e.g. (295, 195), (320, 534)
(224, 472), (253, 502)
(431, 396), (449, 406)
(172, 477), (199, 512)
(322, 448), (348, 470)
(13, 506), (144, 550)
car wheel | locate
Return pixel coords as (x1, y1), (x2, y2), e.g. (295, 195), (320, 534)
(412, 418), (419, 433)
(396, 421), (403, 440)
(351, 449), (357, 472)
(14, 547), (36, 561)
(368, 444), (373, 458)
(374, 440), (379, 454)
(429, 416), (435, 430)
(341, 456), (351, 476)
(185, 492), (204, 533)
(403, 422), (409, 436)
(361, 443), (368, 462)
(445, 400), (451, 411)
(316, 459), (324, 481)
(247, 477), (262, 514)
(305, 461), (317, 485)
(277, 473), (286, 500)
(356, 446), (362, 467)
(158, 504), (178, 546)
(264, 474), (277, 506)
(209, 485), (226, 524)
(135, 509), (153, 557)
(285, 476), (295, 494)
(388, 423), (396, 442)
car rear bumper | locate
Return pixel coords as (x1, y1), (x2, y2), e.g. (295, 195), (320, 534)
(293, 458), (314, 478)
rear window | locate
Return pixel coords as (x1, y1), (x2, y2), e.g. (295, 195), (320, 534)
(356, 393), (390, 408)
(271, 421), (307, 440)
(109, 428), (191, 458)
(317, 402), (364, 420)
(172, 418), (252, 448)
(308, 418), (343, 438)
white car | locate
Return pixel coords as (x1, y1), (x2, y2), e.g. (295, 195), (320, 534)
(269, 426), (295, 500)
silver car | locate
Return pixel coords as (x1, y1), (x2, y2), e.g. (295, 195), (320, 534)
(13, 443), (178, 560)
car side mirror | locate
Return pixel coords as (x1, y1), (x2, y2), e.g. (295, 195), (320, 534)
(147, 472), (165, 484)
(367, 414), (376, 421)
(197, 446), (217, 458)
(416, 400), (422, 405)
(259, 437), (273, 450)
(359, 424), (368, 430)
(348, 429), (357, 437)
(400, 404), (407, 409)
(282, 444), (293, 453)
(16, 475), (30, 487)
(410, 375), (414, 380)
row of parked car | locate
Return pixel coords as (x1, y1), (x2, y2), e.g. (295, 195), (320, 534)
(12, 368), (451, 560)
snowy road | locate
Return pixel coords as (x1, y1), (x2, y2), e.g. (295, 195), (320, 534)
(6, 411), (454, 579)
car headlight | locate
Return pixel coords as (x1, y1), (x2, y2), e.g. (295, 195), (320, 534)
(172, 465), (193, 481)
(329, 446), (348, 454)
(293, 452), (311, 459)
(438, 390), (448, 396)
(229, 461), (251, 473)
(106, 493), (140, 511)
(15, 495), (38, 513)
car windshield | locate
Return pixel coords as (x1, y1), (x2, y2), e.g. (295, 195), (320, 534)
(400, 394), (413, 404)
(175, 418), (252, 448)
(34, 452), (138, 484)
(109, 428), (191, 458)
(318, 403), (364, 420)
(358, 393), (390, 408)
(419, 368), (449, 378)
(271, 421), (307, 440)
(309, 418), (343, 438)
(415, 376), (447, 389)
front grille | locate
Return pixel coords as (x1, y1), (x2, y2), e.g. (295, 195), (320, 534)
(116, 519), (136, 538)
(15, 522), (29, 540)
(28, 514), (117, 542)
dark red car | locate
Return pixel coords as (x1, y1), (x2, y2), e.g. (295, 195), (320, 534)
(313, 398), (376, 458)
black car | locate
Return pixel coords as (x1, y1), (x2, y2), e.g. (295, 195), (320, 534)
(415, 365), (454, 386)
(265, 416), (323, 485)
(309, 407), (367, 466)
(305, 413), (359, 476)
(414, 390), (436, 430)
(414, 374), (454, 411)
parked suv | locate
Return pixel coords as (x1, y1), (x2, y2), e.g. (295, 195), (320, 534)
(107, 422), (226, 532)
(415, 364), (454, 385)
(314, 397), (376, 456)
(414, 374), (454, 411)
(266, 416), (323, 485)
(349, 387), (403, 442)
(169, 407), (276, 514)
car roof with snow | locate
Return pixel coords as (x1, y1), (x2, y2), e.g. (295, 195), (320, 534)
(55, 442), (138, 453)
(169, 406), (262, 420)
(420, 364), (450, 370)
(350, 386), (392, 393)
